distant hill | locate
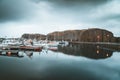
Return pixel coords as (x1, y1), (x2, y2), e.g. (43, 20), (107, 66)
(47, 28), (115, 42)
(21, 28), (120, 43)
(21, 33), (46, 40)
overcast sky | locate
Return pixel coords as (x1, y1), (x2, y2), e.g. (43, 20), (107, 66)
(0, 0), (120, 37)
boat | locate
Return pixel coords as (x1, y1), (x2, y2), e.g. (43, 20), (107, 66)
(0, 39), (22, 46)
(48, 45), (58, 51)
(43, 44), (58, 51)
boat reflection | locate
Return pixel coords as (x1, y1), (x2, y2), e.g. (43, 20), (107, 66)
(24, 51), (33, 58)
(0, 50), (24, 58)
(57, 44), (117, 59)
(0, 50), (39, 58)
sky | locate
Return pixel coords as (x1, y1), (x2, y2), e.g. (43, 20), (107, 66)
(0, 0), (120, 38)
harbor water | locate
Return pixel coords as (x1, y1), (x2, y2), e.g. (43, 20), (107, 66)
(0, 44), (120, 80)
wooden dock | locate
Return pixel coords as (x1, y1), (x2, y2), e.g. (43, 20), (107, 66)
(0, 45), (43, 52)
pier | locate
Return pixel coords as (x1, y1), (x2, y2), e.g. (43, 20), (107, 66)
(0, 45), (42, 52)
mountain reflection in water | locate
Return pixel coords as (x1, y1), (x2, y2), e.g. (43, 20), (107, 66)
(0, 44), (120, 80)
(58, 44), (117, 59)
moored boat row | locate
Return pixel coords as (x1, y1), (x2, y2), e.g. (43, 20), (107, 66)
(0, 38), (69, 52)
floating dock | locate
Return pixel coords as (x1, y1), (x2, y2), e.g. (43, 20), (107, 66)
(0, 45), (43, 52)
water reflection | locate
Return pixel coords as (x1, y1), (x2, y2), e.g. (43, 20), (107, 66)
(0, 50), (38, 59)
(1, 44), (120, 59)
(57, 44), (120, 59)
(0, 51), (24, 58)
(0, 44), (120, 80)
(25, 51), (33, 58)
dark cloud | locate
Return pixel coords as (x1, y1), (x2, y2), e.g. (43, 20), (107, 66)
(32, 0), (111, 21)
(33, 0), (109, 8)
(0, 0), (35, 22)
(50, 0), (109, 6)
(0, 0), (110, 22)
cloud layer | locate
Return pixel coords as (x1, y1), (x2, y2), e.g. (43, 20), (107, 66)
(0, 0), (120, 37)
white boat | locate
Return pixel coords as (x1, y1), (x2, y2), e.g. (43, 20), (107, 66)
(48, 45), (58, 51)
(33, 40), (59, 47)
(43, 44), (58, 51)
(33, 40), (48, 47)
(0, 39), (22, 46)
(47, 41), (59, 47)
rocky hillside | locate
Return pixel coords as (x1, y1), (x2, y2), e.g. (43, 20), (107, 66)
(47, 28), (116, 42)
(21, 33), (46, 40)
(21, 28), (120, 43)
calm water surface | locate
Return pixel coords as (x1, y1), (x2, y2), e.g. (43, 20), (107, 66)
(0, 44), (120, 80)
